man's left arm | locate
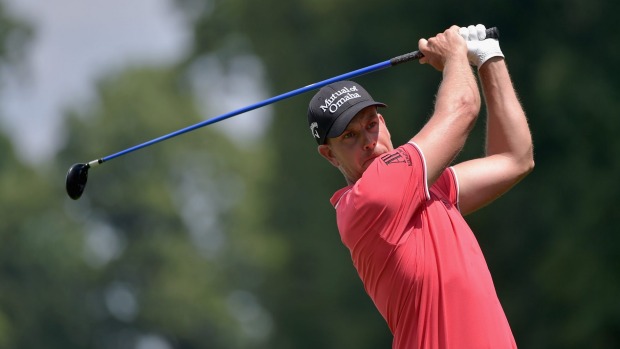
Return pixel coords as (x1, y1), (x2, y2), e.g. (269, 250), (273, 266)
(453, 56), (534, 215)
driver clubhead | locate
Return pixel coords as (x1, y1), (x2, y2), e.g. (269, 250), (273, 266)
(66, 163), (89, 200)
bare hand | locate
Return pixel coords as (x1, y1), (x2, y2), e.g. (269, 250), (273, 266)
(418, 25), (468, 71)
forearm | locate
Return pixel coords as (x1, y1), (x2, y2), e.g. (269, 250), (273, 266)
(435, 57), (481, 121)
(412, 56), (480, 183)
(448, 26), (534, 214)
(479, 58), (534, 169)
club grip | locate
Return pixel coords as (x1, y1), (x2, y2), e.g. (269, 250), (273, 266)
(486, 27), (499, 39)
(390, 26), (499, 66)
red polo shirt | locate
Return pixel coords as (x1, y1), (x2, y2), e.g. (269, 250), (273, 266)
(330, 142), (516, 349)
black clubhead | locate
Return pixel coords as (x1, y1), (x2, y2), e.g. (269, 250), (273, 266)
(66, 163), (90, 200)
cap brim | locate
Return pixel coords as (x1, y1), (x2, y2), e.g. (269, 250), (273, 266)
(325, 101), (387, 140)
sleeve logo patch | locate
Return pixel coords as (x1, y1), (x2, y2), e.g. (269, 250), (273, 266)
(381, 148), (412, 166)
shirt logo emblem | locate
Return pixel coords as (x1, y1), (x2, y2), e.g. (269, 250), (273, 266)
(381, 149), (412, 166)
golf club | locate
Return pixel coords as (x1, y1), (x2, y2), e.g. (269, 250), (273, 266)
(66, 27), (499, 200)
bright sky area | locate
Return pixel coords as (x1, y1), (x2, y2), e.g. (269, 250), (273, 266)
(0, 0), (271, 165)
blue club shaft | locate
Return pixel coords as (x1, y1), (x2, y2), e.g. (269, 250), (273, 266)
(81, 27), (500, 167)
(92, 47), (426, 166)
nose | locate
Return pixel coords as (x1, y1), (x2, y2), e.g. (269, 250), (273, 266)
(362, 130), (376, 151)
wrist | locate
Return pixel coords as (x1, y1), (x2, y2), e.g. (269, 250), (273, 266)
(478, 55), (505, 72)
(444, 52), (472, 68)
(476, 50), (504, 69)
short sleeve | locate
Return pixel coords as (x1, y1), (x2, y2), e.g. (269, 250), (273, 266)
(429, 167), (460, 209)
(356, 143), (428, 205)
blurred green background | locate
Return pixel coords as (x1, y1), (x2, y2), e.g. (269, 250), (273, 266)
(1, 0), (619, 348)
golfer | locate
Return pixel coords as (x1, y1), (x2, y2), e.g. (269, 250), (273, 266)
(307, 24), (533, 348)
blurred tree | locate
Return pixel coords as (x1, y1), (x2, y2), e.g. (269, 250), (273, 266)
(0, 135), (93, 349)
(0, 5), (94, 343)
(0, 4), (78, 349)
(0, 1), (31, 67)
(56, 67), (283, 349)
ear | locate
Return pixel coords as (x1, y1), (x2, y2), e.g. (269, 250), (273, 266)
(378, 113), (391, 139)
(378, 112), (386, 124)
(318, 144), (340, 168)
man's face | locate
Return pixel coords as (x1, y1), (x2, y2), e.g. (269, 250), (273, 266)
(318, 106), (393, 184)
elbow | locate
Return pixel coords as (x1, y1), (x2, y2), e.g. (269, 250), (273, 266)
(517, 149), (535, 179)
(461, 97), (481, 130)
(525, 144), (535, 173)
(453, 90), (481, 129)
(435, 78), (481, 127)
(501, 145), (535, 183)
(526, 156), (535, 175)
(463, 85), (482, 124)
(522, 158), (535, 179)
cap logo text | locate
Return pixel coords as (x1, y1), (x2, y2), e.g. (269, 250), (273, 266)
(320, 85), (361, 114)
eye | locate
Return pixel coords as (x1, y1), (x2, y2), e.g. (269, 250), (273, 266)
(342, 131), (354, 139)
(367, 121), (378, 130)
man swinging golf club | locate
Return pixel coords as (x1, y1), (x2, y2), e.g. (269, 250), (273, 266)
(307, 24), (533, 348)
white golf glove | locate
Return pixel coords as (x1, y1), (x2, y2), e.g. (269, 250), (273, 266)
(459, 24), (504, 69)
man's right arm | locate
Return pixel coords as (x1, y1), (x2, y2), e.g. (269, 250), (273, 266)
(411, 26), (481, 185)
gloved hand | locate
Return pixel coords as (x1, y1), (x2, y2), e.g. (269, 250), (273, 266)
(459, 24), (504, 69)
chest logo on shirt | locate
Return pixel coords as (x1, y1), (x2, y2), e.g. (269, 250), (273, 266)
(381, 149), (412, 166)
